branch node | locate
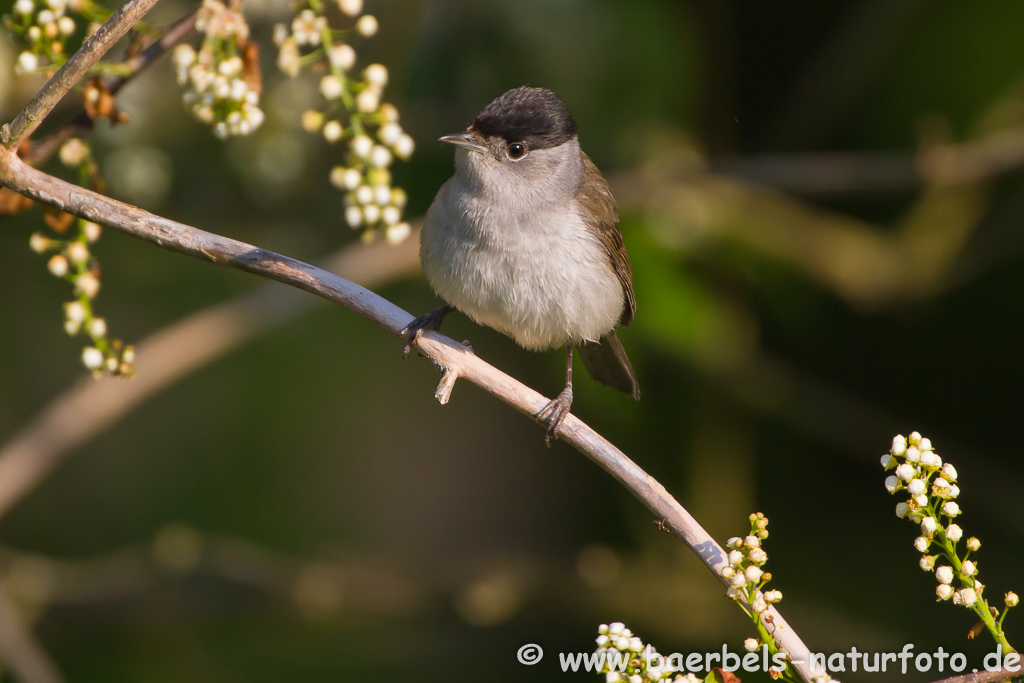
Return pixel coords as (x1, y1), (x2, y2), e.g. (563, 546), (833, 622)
(435, 368), (459, 404)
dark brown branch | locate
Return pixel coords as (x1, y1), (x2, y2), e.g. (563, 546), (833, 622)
(1, 0), (162, 150)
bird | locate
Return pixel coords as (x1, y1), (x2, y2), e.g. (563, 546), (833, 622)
(402, 86), (639, 444)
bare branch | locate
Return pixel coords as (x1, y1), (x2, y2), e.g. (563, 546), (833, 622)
(0, 152), (818, 680)
(1, 0), (162, 150)
(926, 669), (1018, 683)
(0, 586), (64, 683)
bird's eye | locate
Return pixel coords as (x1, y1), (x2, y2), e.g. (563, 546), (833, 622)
(506, 142), (528, 160)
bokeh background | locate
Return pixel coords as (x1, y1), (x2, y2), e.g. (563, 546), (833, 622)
(1, 0), (1024, 681)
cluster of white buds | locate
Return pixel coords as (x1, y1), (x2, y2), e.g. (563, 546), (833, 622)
(721, 513), (781, 615)
(28, 139), (134, 377)
(3, 0), (77, 74)
(277, 0), (414, 243)
(174, 0), (263, 139)
(884, 432), (1016, 646)
(594, 623), (699, 683)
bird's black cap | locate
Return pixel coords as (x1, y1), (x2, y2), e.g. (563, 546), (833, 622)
(471, 87), (578, 150)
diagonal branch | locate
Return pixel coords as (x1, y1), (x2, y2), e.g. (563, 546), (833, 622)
(1, 0), (162, 150)
(0, 586), (64, 683)
(0, 151), (818, 681)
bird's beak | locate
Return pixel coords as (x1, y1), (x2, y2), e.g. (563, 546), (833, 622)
(439, 131), (488, 154)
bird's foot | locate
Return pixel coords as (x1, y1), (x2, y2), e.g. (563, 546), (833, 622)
(401, 305), (452, 358)
(536, 387), (573, 447)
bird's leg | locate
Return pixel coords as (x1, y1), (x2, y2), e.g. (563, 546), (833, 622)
(401, 304), (455, 358)
(536, 345), (574, 446)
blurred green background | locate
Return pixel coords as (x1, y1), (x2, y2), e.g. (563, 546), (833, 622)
(1, 0), (1024, 681)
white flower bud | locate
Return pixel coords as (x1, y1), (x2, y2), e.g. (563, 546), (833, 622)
(966, 537), (980, 552)
(75, 273), (99, 298)
(909, 431), (922, 445)
(337, 0), (362, 15)
(328, 43), (356, 70)
(935, 566), (954, 585)
(344, 205), (362, 227)
(37, 9), (54, 24)
(883, 475), (898, 492)
(87, 317), (107, 337)
(382, 205), (401, 225)
(913, 536), (929, 552)
(905, 447), (920, 463)
(895, 502), (909, 518)
(65, 300), (86, 324)
(744, 535), (760, 549)
(355, 14), (377, 36)
(891, 435), (907, 456)
(14, 0), (34, 15)
(1006, 592), (1019, 607)
(744, 566), (763, 583)
(920, 451), (941, 469)
(394, 133), (415, 159)
(726, 537), (742, 549)
(320, 75), (343, 100)
(47, 254), (69, 277)
(961, 560), (977, 576)
(66, 241), (89, 264)
(919, 437), (932, 451)
(728, 550), (743, 565)
(920, 555), (936, 571)
(82, 221), (101, 243)
(921, 516), (938, 536)
(370, 144), (391, 168)
(18, 51), (39, 72)
(364, 63), (388, 87)
(726, 587), (741, 600)
(907, 479), (925, 496)
(608, 622), (624, 635)
(881, 453), (897, 469)
(744, 638), (759, 653)
(955, 587), (977, 607)
(896, 463), (916, 481)
(323, 120), (343, 142)
(945, 524), (963, 542)
(30, 233), (50, 253)
(355, 184), (374, 204)
(57, 15), (75, 35)
(596, 635), (609, 647)
(720, 566), (735, 579)
(941, 463), (958, 482)
(942, 501), (960, 517)
(748, 547), (767, 565)
(361, 203), (380, 223)
(936, 584), (953, 600)
(351, 134), (373, 158)
(764, 589), (782, 603)
(379, 122), (402, 146)
(81, 346), (104, 370)
(356, 88), (380, 113)
(751, 596), (767, 614)
(385, 223), (411, 245)
(628, 637), (643, 652)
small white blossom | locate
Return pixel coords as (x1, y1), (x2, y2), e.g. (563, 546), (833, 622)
(748, 547), (767, 565)
(919, 555), (936, 571)
(292, 10), (325, 45)
(337, 0), (362, 15)
(744, 638), (759, 653)
(891, 435), (907, 456)
(764, 589), (782, 603)
(954, 587), (977, 607)
(394, 134), (415, 159)
(728, 550), (743, 565)
(608, 623), (625, 635)
(961, 560), (977, 576)
(344, 205), (362, 227)
(385, 222), (411, 244)
(936, 584), (953, 601)
(1006, 592), (1019, 607)
(942, 501), (960, 517)
(14, 0), (34, 15)
(744, 566), (763, 583)
(328, 43), (356, 70)
(364, 63), (388, 87)
(65, 301), (86, 324)
(726, 537), (742, 549)
(361, 203), (381, 223)
(895, 502), (909, 518)
(935, 566), (954, 585)
(881, 453), (897, 469)
(75, 273), (100, 298)
(370, 144), (391, 168)
(921, 516), (938, 536)
(323, 120), (343, 142)
(351, 134), (373, 158)
(355, 14), (378, 36)
(751, 596), (767, 614)
(909, 431), (922, 445)
(945, 524), (963, 542)
(81, 347), (104, 370)
(356, 87), (380, 113)
(320, 75), (343, 100)
(913, 536), (929, 552)
(896, 463), (916, 482)
(17, 51), (39, 72)
(87, 317), (107, 337)
(57, 15), (75, 35)
(720, 566), (735, 579)
(966, 537), (980, 552)
(919, 437), (932, 451)
(381, 205), (401, 225)
(744, 535), (760, 549)
(47, 254), (69, 277)
(941, 463), (958, 482)
(907, 479), (925, 496)
(66, 241), (89, 265)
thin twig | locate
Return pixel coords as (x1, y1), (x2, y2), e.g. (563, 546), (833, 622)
(0, 586), (64, 683)
(0, 151), (818, 681)
(1, 0), (162, 150)
(927, 668), (1019, 683)
(26, 11), (198, 164)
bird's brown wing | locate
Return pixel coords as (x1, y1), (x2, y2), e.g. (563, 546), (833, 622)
(579, 153), (635, 326)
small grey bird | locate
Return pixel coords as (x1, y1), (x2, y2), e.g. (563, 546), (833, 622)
(403, 86), (639, 444)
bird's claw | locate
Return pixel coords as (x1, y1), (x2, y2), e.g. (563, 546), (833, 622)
(536, 388), (573, 447)
(400, 307), (450, 359)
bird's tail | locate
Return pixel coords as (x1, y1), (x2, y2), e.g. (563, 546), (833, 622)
(578, 331), (640, 399)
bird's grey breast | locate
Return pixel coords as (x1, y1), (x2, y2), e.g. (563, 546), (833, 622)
(420, 171), (624, 350)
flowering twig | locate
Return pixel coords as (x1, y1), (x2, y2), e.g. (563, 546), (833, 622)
(0, 146), (819, 680)
(884, 432), (1017, 653)
(1, 0), (161, 150)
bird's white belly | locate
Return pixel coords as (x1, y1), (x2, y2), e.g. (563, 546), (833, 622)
(420, 180), (623, 351)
